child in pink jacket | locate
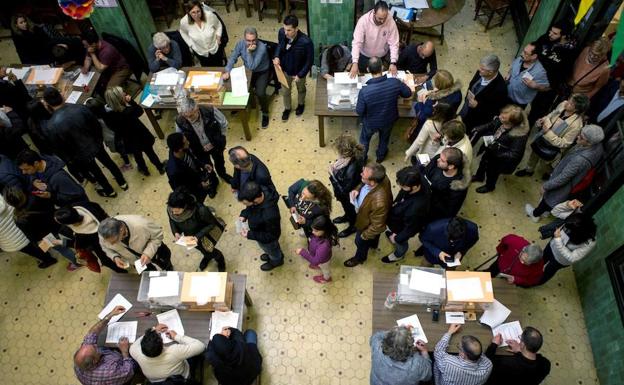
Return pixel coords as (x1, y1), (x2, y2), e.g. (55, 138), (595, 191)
(296, 216), (338, 284)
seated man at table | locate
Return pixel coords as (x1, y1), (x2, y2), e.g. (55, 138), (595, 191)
(418, 216), (479, 268)
(485, 327), (551, 385)
(130, 323), (206, 383)
(73, 305), (137, 385)
(81, 29), (132, 89)
(223, 26), (271, 128)
(434, 324), (492, 385)
(148, 32), (182, 73)
(370, 326), (431, 385)
(397, 40), (437, 84)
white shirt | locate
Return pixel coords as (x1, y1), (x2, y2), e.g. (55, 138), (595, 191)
(179, 5), (222, 56)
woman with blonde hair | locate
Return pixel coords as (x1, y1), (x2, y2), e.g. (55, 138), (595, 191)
(412, 69), (462, 136)
(104, 86), (164, 176)
(472, 104), (530, 193)
(328, 134), (366, 237)
(567, 37), (611, 98)
(11, 13), (51, 65)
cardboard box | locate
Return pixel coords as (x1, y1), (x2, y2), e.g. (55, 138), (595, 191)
(183, 71), (222, 92)
(181, 272), (229, 311)
(444, 271), (494, 311)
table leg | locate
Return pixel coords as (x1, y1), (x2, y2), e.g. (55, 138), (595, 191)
(440, 23), (445, 45)
(240, 109), (252, 141)
(318, 115), (325, 147)
(244, 289), (253, 306)
(244, 0), (252, 17)
(145, 108), (164, 139)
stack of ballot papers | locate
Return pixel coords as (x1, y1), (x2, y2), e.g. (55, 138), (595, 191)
(175, 234), (198, 250)
(157, 309), (185, 343)
(148, 272), (180, 298)
(479, 299), (522, 346)
(106, 321), (138, 343)
(210, 311), (240, 340)
(396, 314), (428, 343)
(98, 293), (132, 323)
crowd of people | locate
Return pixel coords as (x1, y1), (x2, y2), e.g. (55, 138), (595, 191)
(2, 1), (620, 384)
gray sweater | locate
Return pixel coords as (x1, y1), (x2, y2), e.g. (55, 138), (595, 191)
(370, 331), (432, 385)
(225, 39), (270, 73)
(542, 143), (603, 207)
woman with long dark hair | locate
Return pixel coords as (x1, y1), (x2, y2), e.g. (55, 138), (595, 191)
(179, 0), (225, 66)
(286, 179), (333, 237)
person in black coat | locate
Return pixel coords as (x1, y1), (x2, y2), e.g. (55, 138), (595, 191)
(0, 154), (26, 191)
(587, 78), (624, 127)
(228, 146), (276, 194)
(0, 67), (33, 122)
(206, 327), (262, 385)
(0, 108), (30, 160)
(104, 86), (164, 176)
(328, 135), (366, 236)
(418, 216), (479, 268)
(42, 87), (127, 197)
(25, 100), (54, 156)
(459, 54), (508, 134)
(238, 182), (283, 271)
(10, 14), (52, 65)
(472, 105), (530, 193)
(175, 96), (232, 183)
(286, 179), (332, 237)
(166, 133), (218, 203)
(382, 166), (430, 263)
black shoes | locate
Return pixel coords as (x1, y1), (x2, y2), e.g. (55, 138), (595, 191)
(96, 189), (118, 198)
(471, 175), (485, 183)
(332, 216), (349, 224)
(338, 226), (356, 238)
(261, 260), (283, 271)
(343, 257), (363, 267)
(295, 104), (305, 116)
(476, 185), (495, 194)
(515, 169), (533, 177)
(282, 109), (291, 121)
(38, 258), (58, 269)
(260, 253), (269, 262)
(138, 168), (151, 177)
(261, 114), (269, 128)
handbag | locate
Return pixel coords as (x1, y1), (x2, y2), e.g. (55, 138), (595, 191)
(530, 135), (560, 161)
(199, 217), (225, 252)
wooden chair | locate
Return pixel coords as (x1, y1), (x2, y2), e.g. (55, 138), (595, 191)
(147, 0), (178, 28)
(257, 0), (283, 22)
(204, 0), (238, 13)
(474, 0), (511, 31)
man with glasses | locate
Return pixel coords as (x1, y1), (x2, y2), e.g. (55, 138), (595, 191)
(350, 0), (399, 78)
(223, 27), (271, 128)
(506, 43), (549, 108)
(434, 324), (492, 385)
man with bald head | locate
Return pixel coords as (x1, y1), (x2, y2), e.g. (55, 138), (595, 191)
(434, 324), (492, 385)
(74, 305), (137, 385)
(397, 40), (438, 83)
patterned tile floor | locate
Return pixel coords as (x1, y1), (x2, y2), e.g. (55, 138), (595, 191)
(0, 3), (598, 385)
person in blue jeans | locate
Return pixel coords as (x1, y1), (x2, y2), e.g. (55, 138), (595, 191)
(206, 327), (262, 385)
(237, 181), (284, 271)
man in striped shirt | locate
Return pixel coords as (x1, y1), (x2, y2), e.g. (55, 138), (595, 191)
(434, 324), (493, 385)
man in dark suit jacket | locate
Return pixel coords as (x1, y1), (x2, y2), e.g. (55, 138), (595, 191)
(228, 146), (276, 195)
(587, 78), (624, 128)
(460, 54), (508, 134)
(418, 216), (479, 268)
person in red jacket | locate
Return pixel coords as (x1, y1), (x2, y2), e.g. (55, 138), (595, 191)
(486, 234), (544, 287)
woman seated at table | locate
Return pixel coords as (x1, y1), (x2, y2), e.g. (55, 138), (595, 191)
(320, 44), (352, 80)
(179, 0), (225, 66)
(11, 13), (52, 65)
(206, 327), (262, 385)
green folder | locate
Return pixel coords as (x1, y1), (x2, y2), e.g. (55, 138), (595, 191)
(222, 92), (249, 106)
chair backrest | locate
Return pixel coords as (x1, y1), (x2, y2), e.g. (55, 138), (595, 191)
(163, 30), (194, 67)
(101, 32), (148, 80)
(259, 39), (279, 88)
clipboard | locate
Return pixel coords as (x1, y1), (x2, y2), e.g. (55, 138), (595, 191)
(274, 64), (290, 89)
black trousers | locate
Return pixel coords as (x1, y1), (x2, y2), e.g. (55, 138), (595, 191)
(538, 243), (566, 284)
(533, 199), (552, 217)
(475, 153), (504, 190)
(336, 193), (357, 226)
(132, 146), (163, 173)
(207, 148), (228, 179)
(197, 243), (225, 270)
(22, 242), (56, 263)
(195, 46), (225, 66)
(251, 70), (270, 114)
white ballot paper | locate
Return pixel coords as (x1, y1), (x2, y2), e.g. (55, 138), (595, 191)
(73, 71), (95, 87)
(134, 259), (148, 274)
(230, 66), (249, 97)
(148, 274), (180, 298)
(32, 68), (58, 84)
(446, 258), (462, 268)
(175, 233), (197, 250)
(65, 91), (82, 104)
(6, 67), (31, 80)
(192, 74), (216, 87)
(106, 321), (137, 343)
(492, 320), (523, 347)
(210, 311), (240, 340)
(235, 219), (249, 235)
(404, 0), (429, 9)
(409, 268), (445, 295)
(446, 277), (484, 300)
(483, 135), (495, 147)
(417, 154), (430, 165)
(445, 312), (466, 324)
(334, 72), (358, 84)
(98, 293), (132, 323)
(190, 275), (222, 298)
(141, 94), (156, 108)
(480, 299), (511, 328)
(157, 309), (185, 344)
(396, 314), (428, 343)
(154, 72), (180, 86)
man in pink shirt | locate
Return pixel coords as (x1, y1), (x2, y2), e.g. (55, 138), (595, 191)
(350, 1), (399, 78)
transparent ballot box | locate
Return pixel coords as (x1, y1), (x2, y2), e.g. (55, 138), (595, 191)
(138, 271), (186, 309)
(397, 265), (446, 306)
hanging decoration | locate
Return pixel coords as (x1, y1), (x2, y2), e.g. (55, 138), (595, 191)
(58, 0), (96, 20)
(574, 0), (595, 25)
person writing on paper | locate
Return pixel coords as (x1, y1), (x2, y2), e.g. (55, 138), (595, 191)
(238, 181), (284, 271)
(350, 1), (399, 78)
(81, 29), (132, 89)
(485, 327), (551, 385)
(73, 305), (137, 385)
(370, 326), (432, 385)
(397, 40), (438, 84)
(485, 234), (544, 287)
(130, 324), (205, 383)
(179, 0), (224, 66)
(167, 188), (226, 272)
(273, 15), (314, 121)
(98, 216), (173, 272)
(434, 324), (492, 385)
(418, 217), (479, 268)
(148, 32), (182, 72)
(223, 27), (272, 128)
(206, 327), (262, 385)
(320, 44), (352, 80)
(505, 43), (549, 108)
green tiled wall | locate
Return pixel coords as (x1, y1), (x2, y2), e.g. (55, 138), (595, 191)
(574, 185), (624, 385)
(307, 0), (355, 65)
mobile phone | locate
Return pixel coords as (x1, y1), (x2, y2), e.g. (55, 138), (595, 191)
(444, 254), (454, 263)
(432, 309), (439, 322)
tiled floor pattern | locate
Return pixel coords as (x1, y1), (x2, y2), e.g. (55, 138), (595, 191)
(0, 3), (598, 385)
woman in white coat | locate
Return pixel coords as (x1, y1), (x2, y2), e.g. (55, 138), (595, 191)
(179, 0), (224, 66)
(405, 102), (456, 164)
(0, 195), (57, 268)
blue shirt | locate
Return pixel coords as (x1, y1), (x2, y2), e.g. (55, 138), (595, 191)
(225, 39), (270, 73)
(507, 57), (549, 105)
(354, 183), (373, 212)
(597, 90), (624, 122)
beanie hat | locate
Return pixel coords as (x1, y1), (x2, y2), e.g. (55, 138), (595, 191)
(581, 124), (604, 145)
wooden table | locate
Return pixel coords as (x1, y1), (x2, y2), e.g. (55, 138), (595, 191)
(142, 67), (254, 141)
(372, 271), (520, 353)
(396, 0), (466, 45)
(313, 76), (415, 147)
(99, 272), (251, 346)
